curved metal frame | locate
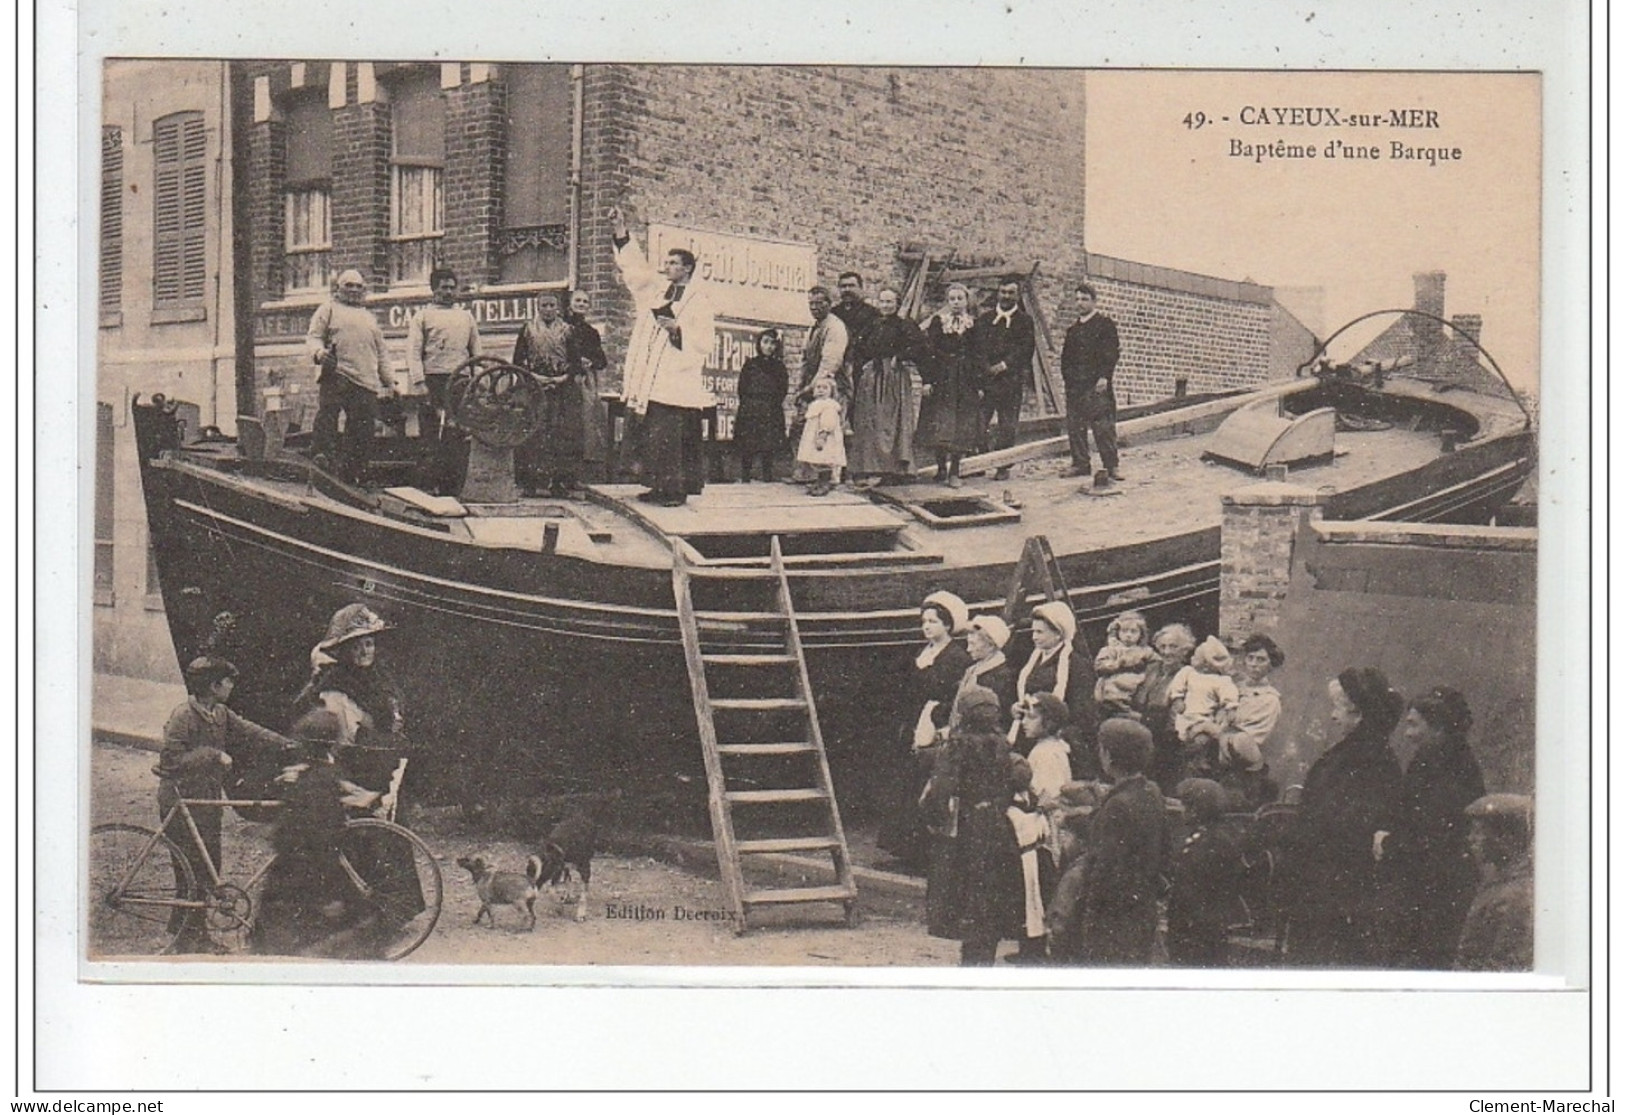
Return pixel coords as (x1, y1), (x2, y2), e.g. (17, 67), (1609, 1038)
(1295, 308), (1532, 431)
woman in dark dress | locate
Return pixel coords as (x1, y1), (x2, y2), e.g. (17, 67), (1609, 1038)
(732, 328), (789, 482)
(917, 283), (984, 488)
(849, 288), (924, 487)
(1281, 666), (1404, 967)
(1378, 686), (1486, 968)
(878, 591), (975, 871)
(922, 686), (1032, 966)
(1010, 599), (1099, 771)
(292, 604), (409, 802)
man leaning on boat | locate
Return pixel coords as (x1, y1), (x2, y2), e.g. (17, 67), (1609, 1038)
(610, 206), (719, 507)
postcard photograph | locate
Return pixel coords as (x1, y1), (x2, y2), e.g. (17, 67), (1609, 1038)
(80, 59), (1553, 983)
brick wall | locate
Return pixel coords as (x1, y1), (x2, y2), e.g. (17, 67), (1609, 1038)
(331, 101), (392, 289)
(1218, 484), (1325, 641)
(246, 119), (287, 304)
(443, 80), (506, 286)
(1081, 255), (1277, 407)
(576, 65), (1089, 390)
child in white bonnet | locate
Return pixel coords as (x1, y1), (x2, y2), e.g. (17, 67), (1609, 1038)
(1169, 635), (1240, 753)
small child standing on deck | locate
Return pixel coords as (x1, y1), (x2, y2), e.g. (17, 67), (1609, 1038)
(797, 378), (846, 497)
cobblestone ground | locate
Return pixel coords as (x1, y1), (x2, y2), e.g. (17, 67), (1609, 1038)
(90, 742), (959, 968)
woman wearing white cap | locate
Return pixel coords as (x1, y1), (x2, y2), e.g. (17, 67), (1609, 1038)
(1011, 600), (1099, 767)
(879, 591), (975, 870)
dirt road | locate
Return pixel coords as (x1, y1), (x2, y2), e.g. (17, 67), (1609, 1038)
(90, 741), (958, 968)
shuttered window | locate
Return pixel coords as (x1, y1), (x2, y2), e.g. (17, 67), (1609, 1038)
(99, 127), (123, 322)
(152, 111), (208, 310)
(498, 64), (572, 285)
(387, 71), (445, 286)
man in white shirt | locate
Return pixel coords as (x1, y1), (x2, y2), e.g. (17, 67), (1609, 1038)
(405, 267), (480, 492)
(305, 269), (394, 484)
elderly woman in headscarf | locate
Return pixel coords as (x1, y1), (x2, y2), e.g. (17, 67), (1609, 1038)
(1011, 600), (1099, 773)
(878, 590), (975, 871)
(1280, 666), (1405, 967)
(917, 283), (985, 488)
(292, 603), (408, 809)
(951, 614), (1017, 733)
(921, 686), (1033, 966)
(1375, 686), (1486, 969)
(1134, 622), (1198, 790)
(849, 287), (926, 488)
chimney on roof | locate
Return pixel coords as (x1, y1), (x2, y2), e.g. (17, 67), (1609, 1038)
(1412, 271), (1447, 375)
(1413, 271), (1447, 320)
(1451, 313), (1483, 346)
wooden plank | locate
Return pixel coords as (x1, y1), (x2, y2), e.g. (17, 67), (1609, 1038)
(716, 742), (817, 756)
(712, 697), (806, 711)
(743, 884), (855, 905)
(735, 837), (841, 854)
(726, 788), (828, 804)
(702, 653), (796, 665)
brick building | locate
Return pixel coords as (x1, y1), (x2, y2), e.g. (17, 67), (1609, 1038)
(99, 61), (1319, 683)
(230, 62), (1311, 436)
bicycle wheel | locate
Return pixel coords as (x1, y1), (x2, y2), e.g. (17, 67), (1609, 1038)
(88, 823), (197, 958)
(338, 818), (443, 960)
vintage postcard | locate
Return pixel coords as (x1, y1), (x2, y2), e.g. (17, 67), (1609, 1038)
(41, 0), (1593, 1094)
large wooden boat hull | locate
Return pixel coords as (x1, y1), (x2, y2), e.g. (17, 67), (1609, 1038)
(131, 385), (1532, 812)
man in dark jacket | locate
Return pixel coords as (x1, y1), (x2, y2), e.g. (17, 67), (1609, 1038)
(1049, 717), (1168, 964)
(1059, 283), (1122, 480)
(833, 271), (880, 367)
(977, 277), (1036, 479)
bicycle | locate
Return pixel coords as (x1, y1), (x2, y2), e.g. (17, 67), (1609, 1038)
(89, 781), (444, 961)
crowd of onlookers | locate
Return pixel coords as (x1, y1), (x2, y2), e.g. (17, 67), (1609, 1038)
(882, 590), (1534, 970)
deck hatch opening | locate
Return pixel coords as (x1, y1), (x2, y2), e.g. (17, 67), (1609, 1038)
(870, 485), (1022, 529)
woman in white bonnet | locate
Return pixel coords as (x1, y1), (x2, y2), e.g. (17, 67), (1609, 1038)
(1010, 599), (1099, 767)
(879, 590), (975, 870)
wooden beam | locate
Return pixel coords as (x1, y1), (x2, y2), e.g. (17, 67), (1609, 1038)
(923, 377), (1322, 476)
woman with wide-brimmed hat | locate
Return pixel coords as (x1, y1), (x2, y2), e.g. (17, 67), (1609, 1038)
(293, 603), (407, 805)
(1280, 666), (1405, 967)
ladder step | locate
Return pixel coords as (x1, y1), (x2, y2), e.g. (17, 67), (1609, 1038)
(725, 788), (828, 804)
(734, 836), (841, 854)
(716, 742), (818, 756)
(686, 566), (779, 580)
(702, 653), (796, 666)
(743, 884), (855, 907)
(711, 697), (807, 711)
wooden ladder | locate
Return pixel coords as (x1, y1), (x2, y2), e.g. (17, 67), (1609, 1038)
(1000, 534), (1072, 627)
(672, 535), (858, 933)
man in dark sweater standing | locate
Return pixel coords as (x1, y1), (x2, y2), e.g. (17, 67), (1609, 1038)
(977, 277), (1036, 479)
(1059, 283), (1122, 481)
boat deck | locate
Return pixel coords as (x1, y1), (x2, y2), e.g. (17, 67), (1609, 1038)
(206, 379), (1525, 571)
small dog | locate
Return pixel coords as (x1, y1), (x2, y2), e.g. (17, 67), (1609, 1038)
(456, 854), (542, 931)
(533, 810), (597, 923)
